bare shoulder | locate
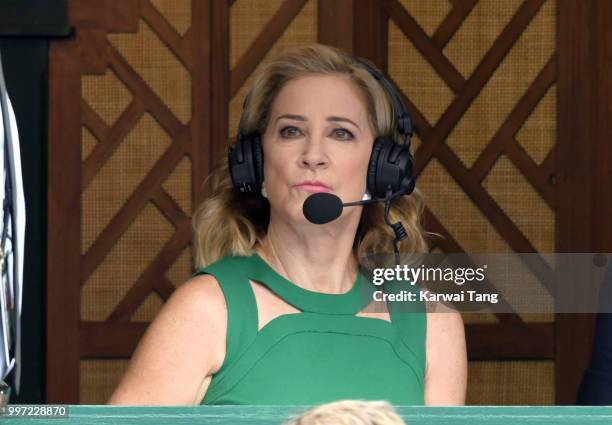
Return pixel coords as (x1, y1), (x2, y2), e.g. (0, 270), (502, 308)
(423, 303), (467, 405)
(107, 273), (228, 405)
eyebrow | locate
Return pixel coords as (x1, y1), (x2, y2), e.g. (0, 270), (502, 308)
(275, 114), (361, 131)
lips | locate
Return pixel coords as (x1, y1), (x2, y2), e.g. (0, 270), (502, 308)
(293, 180), (331, 193)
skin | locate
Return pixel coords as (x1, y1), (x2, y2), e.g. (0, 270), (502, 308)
(108, 74), (467, 406)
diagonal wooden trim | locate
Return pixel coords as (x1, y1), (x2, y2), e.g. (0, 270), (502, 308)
(471, 54), (556, 183)
(107, 220), (193, 321)
(414, 0), (546, 177)
(391, 79), (432, 139)
(151, 187), (191, 229)
(387, 0), (466, 93)
(425, 197), (524, 323)
(432, 0), (477, 49)
(180, 26), (193, 65)
(81, 98), (146, 190)
(437, 143), (532, 253)
(80, 321), (149, 358)
(154, 276), (177, 302)
(435, 143), (556, 295)
(466, 322), (554, 359)
(81, 98), (110, 144)
(230, 0), (309, 97)
(505, 139), (556, 210)
(81, 129), (190, 283)
(141, 0), (193, 71)
(108, 44), (185, 138)
(540, 144), (555, 176)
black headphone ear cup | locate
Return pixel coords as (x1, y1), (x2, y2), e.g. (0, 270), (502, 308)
(368, 138), (396, 198)
(389, 143), (415, 195)
(367, 138), (385, 197)
(252, 134), (264, 190)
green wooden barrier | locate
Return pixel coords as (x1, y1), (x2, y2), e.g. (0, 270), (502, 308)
(3, 406), (612, 425)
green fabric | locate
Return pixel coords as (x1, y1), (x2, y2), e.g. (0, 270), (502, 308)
(191, 254), (426, 406)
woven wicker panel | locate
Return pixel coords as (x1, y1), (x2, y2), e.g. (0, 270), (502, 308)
(418, 159), (512, 253)
(445, 0), (522, 79)
(516, 86), (556, 165)
(81, 113), (171, 254)
(388, 20), (455, 125)
(82, 202), (174, 321)
(447, 0), (555, 167)
(131, 291), (164, 322)
(228, 0), (317, 138)
(80, 359), (129, 405)
(162, 155), (192, 216)
(483, 155), (554, 253)
(82, 127), (98, 161)
(167, 246), (193, 286)
(82, 69), (132, 126)
(109, 19), (191, 124)
(230, 0), (285, 69)
(467, 360), (555, 405)
(150, 0), (191, 35)
(398, 0), (451, 37)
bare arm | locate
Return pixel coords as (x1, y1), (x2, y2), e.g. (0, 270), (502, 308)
(423, 304), (468, 405)
(107, 274), (227, 405)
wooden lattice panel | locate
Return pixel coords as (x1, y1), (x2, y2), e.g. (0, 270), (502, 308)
(72, 0), (196, 403)
(47, 0), (576, 405)
(385, 0), (557, 399)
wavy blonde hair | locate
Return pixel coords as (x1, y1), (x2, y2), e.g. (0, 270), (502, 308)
(193, 43), (433, 268)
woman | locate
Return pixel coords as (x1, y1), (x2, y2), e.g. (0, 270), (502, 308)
(108, 44), (467, 406)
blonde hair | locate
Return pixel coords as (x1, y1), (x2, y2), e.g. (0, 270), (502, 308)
(193, 43), (433, 268)
(282, 400), (406, 425)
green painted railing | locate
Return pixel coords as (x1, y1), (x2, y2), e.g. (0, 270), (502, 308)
(3, 406), (612, 424)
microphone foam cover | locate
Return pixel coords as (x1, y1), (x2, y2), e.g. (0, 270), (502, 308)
(303, 192), (343, 224)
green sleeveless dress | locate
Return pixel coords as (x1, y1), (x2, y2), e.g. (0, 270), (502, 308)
(192, 253), (426, 405)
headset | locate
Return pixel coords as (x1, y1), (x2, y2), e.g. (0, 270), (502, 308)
(228, 57), (415, 201)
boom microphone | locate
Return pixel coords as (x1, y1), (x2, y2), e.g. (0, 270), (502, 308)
(302, 192), (392, 224)
(302, 191), (409, 266)
(302, 192), (343, 224)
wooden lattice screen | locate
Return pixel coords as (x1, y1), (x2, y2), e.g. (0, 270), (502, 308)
(47, 0), (610, 405)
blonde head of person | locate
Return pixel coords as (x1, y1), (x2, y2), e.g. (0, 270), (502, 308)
(283, 400), (406, 425)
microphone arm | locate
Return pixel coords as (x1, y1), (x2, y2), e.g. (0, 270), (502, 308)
(342, 188), (407, 207)
(343, 188), (408, 266)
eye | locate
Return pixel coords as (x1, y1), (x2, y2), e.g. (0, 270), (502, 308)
(332, 128), (354, 140)
(280, 126), (302, 138)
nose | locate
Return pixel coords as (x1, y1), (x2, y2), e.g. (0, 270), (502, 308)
(299, 136), (329, 170)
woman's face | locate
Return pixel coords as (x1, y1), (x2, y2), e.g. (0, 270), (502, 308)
(262, 74), (375, 226)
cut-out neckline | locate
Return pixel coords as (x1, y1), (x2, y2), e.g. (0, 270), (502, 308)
(247, 253), (376, 315)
